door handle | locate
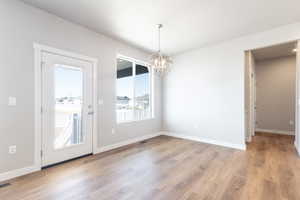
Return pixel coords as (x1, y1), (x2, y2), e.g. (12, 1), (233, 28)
(88, 111), (94, 115)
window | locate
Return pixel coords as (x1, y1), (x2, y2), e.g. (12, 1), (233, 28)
(116, 56), (153, 123)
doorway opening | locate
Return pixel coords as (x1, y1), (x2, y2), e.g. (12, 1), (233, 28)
(245, 41), (299, 153)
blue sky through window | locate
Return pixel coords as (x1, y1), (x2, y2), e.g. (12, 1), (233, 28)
(117, 73), (149, 98)
(54, 65), (149, 100)
(55, 66), (83, 98)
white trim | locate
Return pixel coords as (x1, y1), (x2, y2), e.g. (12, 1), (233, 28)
(34, 44), (98, 63)
(33, 43), (99, 167)
(92, 58), (99, 156)
(295, 141), (300, 156)
(296, 40), (300, 156)
(117, 54), (149, 67)
(0, 165), (40, 183)
(244, 51), (256, 143)
(34, 46), (42, 173)
(161, 131), (246, 150)
(94, 132), (161, 154)
(246, 135), (252, 143)
(255, 128), (295, 135)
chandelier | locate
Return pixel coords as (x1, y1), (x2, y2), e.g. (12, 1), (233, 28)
(150, 24), (172, 76)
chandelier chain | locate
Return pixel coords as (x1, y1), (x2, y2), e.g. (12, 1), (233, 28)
(158, 24), (161, 52)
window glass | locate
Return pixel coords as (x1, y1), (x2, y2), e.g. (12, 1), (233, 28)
(54, 65), (83, 149)
(116, 57), (153, 123)
(116, 58), (134, 122)
(135, 64), (151, 120)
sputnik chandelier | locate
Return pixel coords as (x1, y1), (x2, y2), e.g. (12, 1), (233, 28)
(150, 24), (172, 76)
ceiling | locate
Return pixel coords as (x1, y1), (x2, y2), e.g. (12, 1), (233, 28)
(21, 0), (300, 55)
(252, 41), (297, 61)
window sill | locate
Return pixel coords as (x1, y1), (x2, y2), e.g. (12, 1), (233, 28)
(117, 117), (155, 125)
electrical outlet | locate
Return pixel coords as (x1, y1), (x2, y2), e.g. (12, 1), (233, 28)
(112, 128), (116, 134)
(9, 145), (17, 154)
(289, 120), (294, 125)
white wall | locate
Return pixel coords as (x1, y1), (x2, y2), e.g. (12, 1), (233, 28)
(163, 22), (300, 149)
(256, 56), (296, 134)
(0, 0), (162, 174)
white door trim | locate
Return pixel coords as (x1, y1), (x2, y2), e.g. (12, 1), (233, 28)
(244, 51), (256, 143)
(34, 43), (98, 168)
(296, 40), (300, 155)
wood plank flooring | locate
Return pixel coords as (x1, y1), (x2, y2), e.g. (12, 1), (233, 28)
(0, 133), (299, 200)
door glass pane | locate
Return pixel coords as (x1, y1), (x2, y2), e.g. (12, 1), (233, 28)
(135, 64), (151, 120)
(54, 65), (83, 149)
(116, 58), (134, 122)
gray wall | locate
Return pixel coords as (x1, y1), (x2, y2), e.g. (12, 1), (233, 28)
(256, 56), (296, 133)
(163, 22), (300, 149)
(0, 0), (161, 174)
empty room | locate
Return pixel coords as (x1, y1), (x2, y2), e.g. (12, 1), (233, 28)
(1, 0), (300, 199)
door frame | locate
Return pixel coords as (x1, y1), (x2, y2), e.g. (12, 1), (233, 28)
(245, 50), (256, 142)
(296, 40), (300, 155)
(34, 43), (98, 168)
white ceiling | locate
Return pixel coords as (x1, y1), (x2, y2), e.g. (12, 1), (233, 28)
(21, 0), (300, 55)
(252, 41), (297, 61)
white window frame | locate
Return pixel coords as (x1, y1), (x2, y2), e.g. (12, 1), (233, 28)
(116, 54), (154, 123)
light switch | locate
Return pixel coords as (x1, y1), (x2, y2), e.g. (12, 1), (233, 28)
(8, 97), (17, 106)
(9, 145), (17, 154)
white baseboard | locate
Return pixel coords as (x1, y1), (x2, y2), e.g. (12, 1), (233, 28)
(94, 132), (162, 154)
(0, 165), (40, 183)
(246, 136), (252, 143)
(161, 131), (246, 151)
(295, 141), (300, 156)
(296, 146), (300, 156)
(255, 128), (294, 135)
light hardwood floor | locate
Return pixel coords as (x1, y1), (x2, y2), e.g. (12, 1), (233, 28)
(0, 133), (299, 200)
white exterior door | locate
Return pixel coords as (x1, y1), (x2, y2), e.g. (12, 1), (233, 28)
(41, 52), (94, 167)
